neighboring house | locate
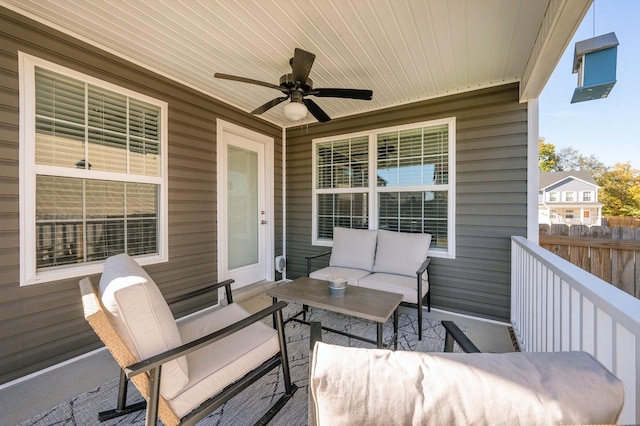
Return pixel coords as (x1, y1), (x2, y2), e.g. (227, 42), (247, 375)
(538, 171), (603, 226)
(0, 2), (595, 384)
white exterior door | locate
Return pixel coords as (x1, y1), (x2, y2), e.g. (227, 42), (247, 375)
(217, 120), (274, 290)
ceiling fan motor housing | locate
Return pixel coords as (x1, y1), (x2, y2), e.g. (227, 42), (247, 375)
(280, 73), (313, 92)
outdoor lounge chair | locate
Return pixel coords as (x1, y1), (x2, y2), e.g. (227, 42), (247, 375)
(79, 253), (297, 426)
(307, 322), (625, 425)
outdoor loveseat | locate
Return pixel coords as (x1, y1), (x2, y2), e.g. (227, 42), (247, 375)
(307, 227), (431, 339)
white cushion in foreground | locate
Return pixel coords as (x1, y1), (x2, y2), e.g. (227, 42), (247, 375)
(309, 342), (624, 426)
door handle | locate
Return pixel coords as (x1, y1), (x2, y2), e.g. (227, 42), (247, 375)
(260, 220), (267, 225)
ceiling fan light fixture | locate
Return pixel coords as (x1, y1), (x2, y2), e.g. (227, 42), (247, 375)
(284, 100), (307, 121)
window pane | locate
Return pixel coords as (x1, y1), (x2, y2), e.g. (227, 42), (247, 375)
(35, 67), (85, 125)
(35, 118), (85, 168)
(424, 191), (448, 249)
(316, 136), (368, 189)
(36, 176), (84, 268)
(127, 183), (158, 255)
(88, 86), (127, 134)
(379, 190), (447, 249)
(377, 124), (448, 187)
(86, 180), (125, 261)
(88, 129), (127, 173)
(316, 193), (368, 239)
(129, 100), (161, 176)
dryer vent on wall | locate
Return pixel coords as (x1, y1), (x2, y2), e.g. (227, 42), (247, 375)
(275, 255), (286, 273)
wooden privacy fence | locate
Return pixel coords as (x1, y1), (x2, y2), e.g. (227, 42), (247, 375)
(539, 224), (640, 298)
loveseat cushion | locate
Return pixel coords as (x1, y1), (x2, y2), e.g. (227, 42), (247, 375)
(99, 253), (188, 400)
(358, 273), (426, 303)
(329, 227), (377, 272)
(309, 266), (372, 285)
(170, 303), (280, 418)
(309, 342), (624, 426)
(372, 230), (431, 277)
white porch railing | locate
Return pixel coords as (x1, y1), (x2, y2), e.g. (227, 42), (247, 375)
(511, 236), (640, 424)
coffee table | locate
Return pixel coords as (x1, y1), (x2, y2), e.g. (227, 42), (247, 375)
(266, 277), (403, 349)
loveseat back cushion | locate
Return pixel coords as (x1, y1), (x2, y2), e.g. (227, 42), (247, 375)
(372, 230), (431, 277)
(329, 227), (377, 272)
(309, 343), (624, 426)
(99, 253), (188, 400)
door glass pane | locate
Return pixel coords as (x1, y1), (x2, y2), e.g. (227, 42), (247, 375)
(228, 146), (258, 269)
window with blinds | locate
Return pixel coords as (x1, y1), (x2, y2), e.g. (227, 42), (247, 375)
(20, 53), (167, 284)
(312, 118), (455, 257)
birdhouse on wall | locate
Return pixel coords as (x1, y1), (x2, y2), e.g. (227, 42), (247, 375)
(571, 32), (619, 103)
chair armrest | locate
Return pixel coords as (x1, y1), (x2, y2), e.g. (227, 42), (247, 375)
(125, 300), (287, 378)
(166, 279), (235, 305)
(441, 320), (481, 353)
(305, 251), (331, 276)
(416, 257), (431, 275)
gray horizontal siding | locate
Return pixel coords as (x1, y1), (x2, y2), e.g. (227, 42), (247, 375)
(0, 7), (282, 384)
(286, 83), (528, 321)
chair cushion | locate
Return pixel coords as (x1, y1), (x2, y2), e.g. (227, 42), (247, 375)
(372, 230), (431, 277)
(329, 227), (377, 272)
(309, 343), (624, 426)
(310, 266), (372, 285)
(99, 253), (188, 400)
(358, 273), (427, 303)
(169, 303), (280, 418)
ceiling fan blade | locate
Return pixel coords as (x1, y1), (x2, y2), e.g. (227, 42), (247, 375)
(291, 48), (315, 85)
(312, 88), (373, 100)
(251, 96), (289, 115)
(303, 98), (331, 122)
(214, 73), (283, 91)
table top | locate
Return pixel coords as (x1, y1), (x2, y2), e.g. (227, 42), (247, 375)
(266, 277), (403, 323)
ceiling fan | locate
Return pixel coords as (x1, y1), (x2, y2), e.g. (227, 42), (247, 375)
(214, 48), (373, 123)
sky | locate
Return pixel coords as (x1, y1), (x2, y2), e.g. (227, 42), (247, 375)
(539, 0), (640, 170)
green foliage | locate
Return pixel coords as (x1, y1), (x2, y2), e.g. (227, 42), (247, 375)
(538, 138), (560, 172)
(596, 163), (640, 216)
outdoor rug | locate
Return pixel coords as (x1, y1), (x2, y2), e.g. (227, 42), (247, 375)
(19, 303), (460, 426)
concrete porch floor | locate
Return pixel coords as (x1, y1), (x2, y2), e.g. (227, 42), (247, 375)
(0, 281), (515, 426)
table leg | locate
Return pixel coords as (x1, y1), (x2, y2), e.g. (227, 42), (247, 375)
(394, 308), (399, 350)
(377, 322), (383, 349)
(271, 296), (278, 329)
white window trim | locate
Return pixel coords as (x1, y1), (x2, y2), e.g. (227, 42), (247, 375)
(311, 117), (456, 259)
(19, 52), (169, 286)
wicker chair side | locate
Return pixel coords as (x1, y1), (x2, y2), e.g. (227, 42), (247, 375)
(79, 277), (180, 426)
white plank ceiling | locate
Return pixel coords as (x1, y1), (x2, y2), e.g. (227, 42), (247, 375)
(2, 0), (586, 127)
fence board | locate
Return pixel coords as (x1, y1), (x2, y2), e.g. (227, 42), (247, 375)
(569, 225), (589, 270)
(547, 224), (570, 261)
(589, 226), (613, 284)
(612, 227), (635, 295)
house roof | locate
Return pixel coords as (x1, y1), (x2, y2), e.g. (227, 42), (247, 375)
(1, 0), (592, 127)
(539, 170), (600, 190)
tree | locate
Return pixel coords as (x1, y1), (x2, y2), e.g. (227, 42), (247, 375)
(556, 146), (607, 178)
(596, 163), (640, 217)
(538, 138), (560, 172)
